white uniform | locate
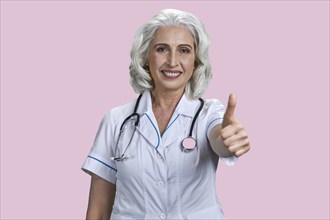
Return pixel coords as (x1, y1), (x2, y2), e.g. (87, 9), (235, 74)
(82, 90), (236, 219)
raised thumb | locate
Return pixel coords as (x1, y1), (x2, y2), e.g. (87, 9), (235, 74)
(223, 93), (237, 126)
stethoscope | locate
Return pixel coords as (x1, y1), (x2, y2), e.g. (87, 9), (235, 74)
(111, 93), (204, 161)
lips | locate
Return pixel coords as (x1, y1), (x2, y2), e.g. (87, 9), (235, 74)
(161, 71), (182, 79)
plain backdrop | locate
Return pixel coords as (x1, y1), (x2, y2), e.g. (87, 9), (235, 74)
(1, 1), (329, 219)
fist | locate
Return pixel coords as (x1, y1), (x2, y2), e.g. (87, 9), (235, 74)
(221, 93), (250, 157)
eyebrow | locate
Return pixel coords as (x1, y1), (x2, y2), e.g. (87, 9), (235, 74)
(154, 43), (193, 49)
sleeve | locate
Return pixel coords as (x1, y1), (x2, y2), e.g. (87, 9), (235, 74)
(81, 111), (118, 184)
(206, 99), (238, 166)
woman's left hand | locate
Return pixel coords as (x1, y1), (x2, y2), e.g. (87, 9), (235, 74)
(220, 94), (251, 157)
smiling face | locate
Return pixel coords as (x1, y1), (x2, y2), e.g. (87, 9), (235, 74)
(147, 26), (196, 96)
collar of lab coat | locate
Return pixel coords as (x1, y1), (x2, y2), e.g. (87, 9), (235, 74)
(138, 90), (200, 118)
(135, 90), (200, 149)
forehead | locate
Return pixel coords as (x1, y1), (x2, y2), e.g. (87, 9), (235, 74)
(151, 26), (195, 46)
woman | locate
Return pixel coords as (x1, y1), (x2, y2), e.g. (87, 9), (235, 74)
(82, 9), (250, 220)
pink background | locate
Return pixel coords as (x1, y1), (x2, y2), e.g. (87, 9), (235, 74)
(1, 1), (329, 219)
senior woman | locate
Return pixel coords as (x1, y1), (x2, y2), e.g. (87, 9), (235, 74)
(82, 8), (250, 220)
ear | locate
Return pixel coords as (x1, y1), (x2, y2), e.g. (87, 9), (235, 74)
(144, 57), (149, 68)
(144, 62), (149, 71)
(194, 58), (200, 70)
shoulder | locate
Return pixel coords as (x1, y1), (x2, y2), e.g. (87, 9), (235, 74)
(202, 98), (225, 113)
(111, 100), (136, 117)
(102, 99), (137, 126)
(199, 98), (226, 136)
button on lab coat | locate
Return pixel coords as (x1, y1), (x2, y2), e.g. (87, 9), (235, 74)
(82, 90), (237, 219)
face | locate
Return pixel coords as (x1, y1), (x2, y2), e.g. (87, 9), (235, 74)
(147, 26), (196, 95)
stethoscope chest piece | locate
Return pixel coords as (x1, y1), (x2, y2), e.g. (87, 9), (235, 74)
(182, 136), (197, 151)
(181, 98), (204, 152)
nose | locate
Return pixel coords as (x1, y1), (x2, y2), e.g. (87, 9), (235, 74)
(167, 51), (179, 67)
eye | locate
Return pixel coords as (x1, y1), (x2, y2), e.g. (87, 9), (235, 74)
(179, 47), (191, 54)
(156, 46), (168, 53)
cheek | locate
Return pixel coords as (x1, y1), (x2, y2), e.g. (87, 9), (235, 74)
(149, 54), (165, 68)
(183, 57), (196, 72)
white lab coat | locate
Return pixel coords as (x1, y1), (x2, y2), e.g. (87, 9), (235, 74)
(82, 90), (236, 219)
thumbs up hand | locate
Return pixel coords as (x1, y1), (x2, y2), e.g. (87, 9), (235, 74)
(220, 93), (250, 157)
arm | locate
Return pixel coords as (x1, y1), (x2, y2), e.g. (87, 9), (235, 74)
(86, 173), (116, 220)
(209, 94), (250, 158)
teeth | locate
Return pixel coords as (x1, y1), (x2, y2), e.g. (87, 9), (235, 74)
(163, 71), (180, 77)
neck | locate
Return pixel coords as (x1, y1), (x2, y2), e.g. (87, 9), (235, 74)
(150, 89), (184, 109)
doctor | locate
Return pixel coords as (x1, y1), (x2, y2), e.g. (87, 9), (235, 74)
(82, 9), (250, 220)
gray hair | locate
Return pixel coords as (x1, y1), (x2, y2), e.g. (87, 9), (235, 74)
(129, 9), (212, 100)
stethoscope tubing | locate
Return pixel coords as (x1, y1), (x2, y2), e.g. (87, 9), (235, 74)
(188, 98), (204, 137)
(113, 93), (204, 160)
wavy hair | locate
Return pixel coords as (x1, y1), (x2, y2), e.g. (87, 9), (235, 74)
(129, 9), (212, 100)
